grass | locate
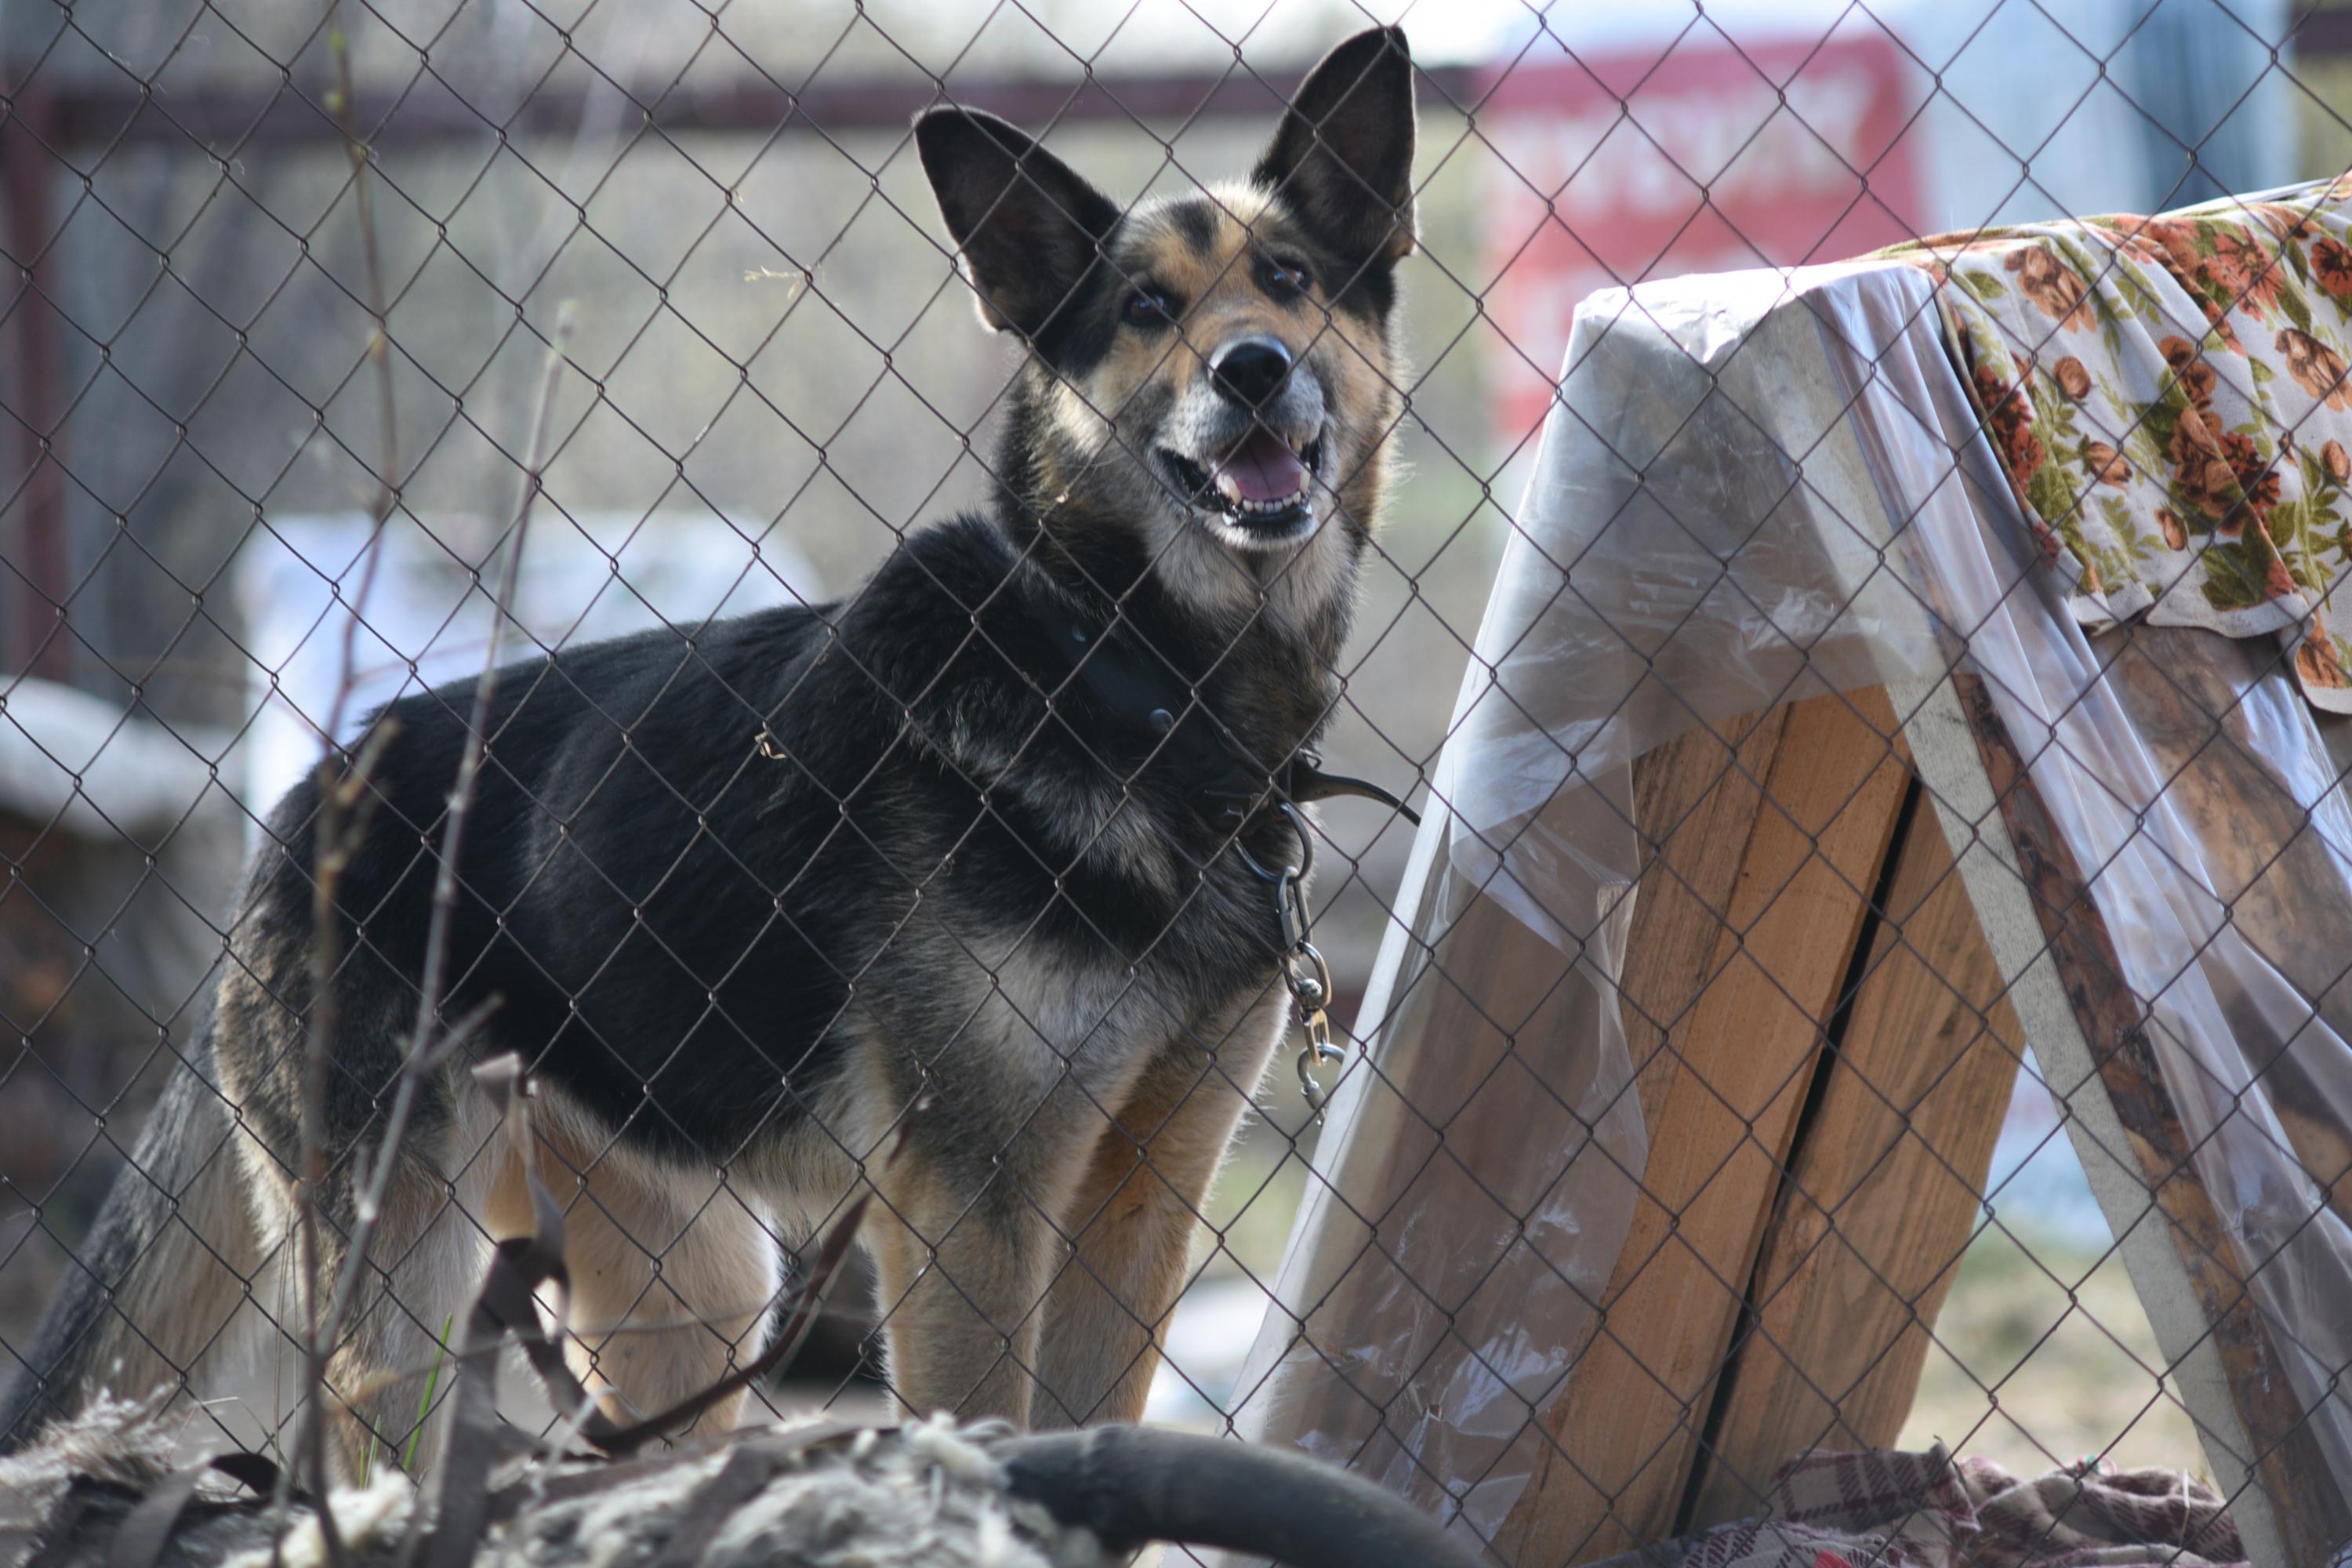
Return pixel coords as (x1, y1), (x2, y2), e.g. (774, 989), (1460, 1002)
(357, 1312), (456, 1487)
(404, 1314), (456, 1472)
(1898, 1225), (2204, 1479)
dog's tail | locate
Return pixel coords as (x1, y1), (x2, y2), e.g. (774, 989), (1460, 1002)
(0, 1005), (263, 1452)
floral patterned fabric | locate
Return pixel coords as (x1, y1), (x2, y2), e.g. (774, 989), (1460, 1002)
(1888, 173), (2352, 706)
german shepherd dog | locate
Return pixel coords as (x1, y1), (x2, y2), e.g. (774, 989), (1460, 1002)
(2, 26), (1416, 1465)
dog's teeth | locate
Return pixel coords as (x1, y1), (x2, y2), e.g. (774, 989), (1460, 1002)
(1221, 490), (1312, 524)
(1221, 488), (1304, 513)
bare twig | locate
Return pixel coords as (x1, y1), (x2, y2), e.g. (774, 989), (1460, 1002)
(308, 304), (575, 1438)
(274, 5), (405, 1558)
(405, 303), (573, 1066)
(314, 1), (401, 761)
(288, 724), (394, 1558)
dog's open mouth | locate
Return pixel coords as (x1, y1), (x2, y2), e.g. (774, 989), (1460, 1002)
(1161, 429), (1325, 534)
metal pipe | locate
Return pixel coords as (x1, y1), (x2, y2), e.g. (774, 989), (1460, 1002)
(999, 1426), (1486, 1568)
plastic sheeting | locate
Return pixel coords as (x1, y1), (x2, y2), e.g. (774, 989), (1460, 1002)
(1815, 270), (2352, 1526)
(1233, 261), (2352, 1548)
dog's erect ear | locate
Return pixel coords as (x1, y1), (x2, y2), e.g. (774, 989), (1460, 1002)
(916, 107), (1120, 340)
(1253, 27), (1417, 272)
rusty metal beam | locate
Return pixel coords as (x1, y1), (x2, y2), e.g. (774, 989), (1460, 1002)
(33, 63), (1485, 155)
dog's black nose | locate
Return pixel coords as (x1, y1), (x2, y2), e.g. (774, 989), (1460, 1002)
(1209, 337), (1294, 408)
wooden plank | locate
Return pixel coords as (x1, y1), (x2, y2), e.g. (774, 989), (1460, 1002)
(1229, 711), (1801, 1520)
(1955, 669), (2352, 1566)
(1498, 690), (1915, 1565)
(2103, 626), (2352, 1228)
(1685, 795), (2027, 1526)
(1480, 706), (1795, 1563)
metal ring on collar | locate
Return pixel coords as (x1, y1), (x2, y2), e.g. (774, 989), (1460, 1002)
(1232, 799), (1316, 884)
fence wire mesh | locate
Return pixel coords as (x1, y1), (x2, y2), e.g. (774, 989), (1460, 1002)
(2, 2), (2350, 1565)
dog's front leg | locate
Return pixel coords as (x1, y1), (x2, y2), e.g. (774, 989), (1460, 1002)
(1033, 990), (1287, 1427)
(867, 1119), (1076, 1427)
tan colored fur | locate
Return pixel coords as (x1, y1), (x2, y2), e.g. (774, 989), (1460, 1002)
(1044, 182), (1403, 629)
(1032, 987), (1289, 1425)
(230, 1117), (492, 1475)
(68, 1126), (264, 1426)
(484, 1109), (778, 1438)
(209, 1048), (780, 1472)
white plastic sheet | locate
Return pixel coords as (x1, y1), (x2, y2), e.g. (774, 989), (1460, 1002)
(1233, 261), (1946, 1535)
(1236, 260), (2352, 1550)
(1813, 269), (2352, 1526)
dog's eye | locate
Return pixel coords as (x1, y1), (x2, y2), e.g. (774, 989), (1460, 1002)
(1261, 256), (1312, 297)
(1123, 287), (1176, 326)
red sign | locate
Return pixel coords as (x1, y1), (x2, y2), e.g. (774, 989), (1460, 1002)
(1481, 34), (1926, 445)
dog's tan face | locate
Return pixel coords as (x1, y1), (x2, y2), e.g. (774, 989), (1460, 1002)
(1065, 182), (1401, 557)
(917, 27), (1416, 619)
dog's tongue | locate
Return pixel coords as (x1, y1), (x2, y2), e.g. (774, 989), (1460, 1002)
(1214, 428), (1306, 506)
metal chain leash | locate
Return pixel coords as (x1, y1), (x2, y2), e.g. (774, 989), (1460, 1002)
(1240, 800), (1343, 1120)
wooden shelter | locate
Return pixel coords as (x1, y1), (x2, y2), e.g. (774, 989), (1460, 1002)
(1237, 253), (2352, 1568)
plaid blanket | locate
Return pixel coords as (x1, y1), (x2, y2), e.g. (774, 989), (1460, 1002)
(1586, 1446), (2243, 1568)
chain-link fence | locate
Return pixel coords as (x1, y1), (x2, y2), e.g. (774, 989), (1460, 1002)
(4, 2), (2352, 1565)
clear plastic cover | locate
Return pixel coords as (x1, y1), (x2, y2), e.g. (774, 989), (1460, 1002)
(1235, 261), (2352, 1540)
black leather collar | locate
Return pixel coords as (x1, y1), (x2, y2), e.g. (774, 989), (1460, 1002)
(1028, 597), (1421, 837)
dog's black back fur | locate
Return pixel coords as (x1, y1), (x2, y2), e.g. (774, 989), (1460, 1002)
(271, 515), (1310, 1166)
